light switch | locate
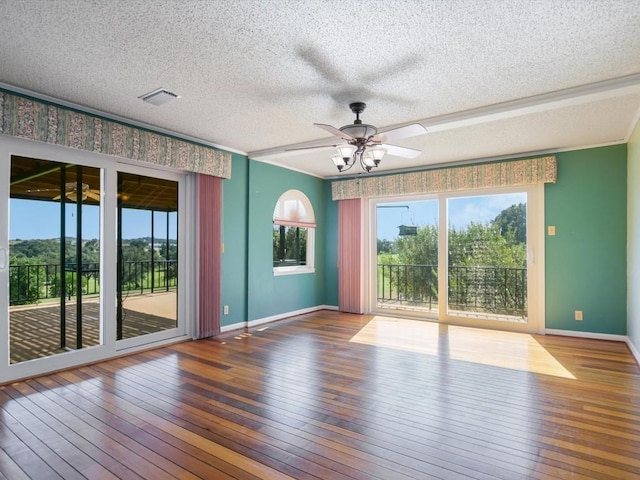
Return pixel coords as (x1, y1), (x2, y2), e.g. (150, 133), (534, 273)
(548, 225), (556, 236)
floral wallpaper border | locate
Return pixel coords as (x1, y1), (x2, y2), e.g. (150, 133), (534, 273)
(0, 90), (232, 178)
(332, 156), (557, 200)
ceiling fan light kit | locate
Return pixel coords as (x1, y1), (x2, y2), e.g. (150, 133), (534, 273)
(311, 102), (427, 173)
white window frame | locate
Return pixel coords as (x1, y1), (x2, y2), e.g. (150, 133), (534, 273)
(0, 135), (195, 384)
(367, 184), (544, 334)
(273, 189), (316, 276)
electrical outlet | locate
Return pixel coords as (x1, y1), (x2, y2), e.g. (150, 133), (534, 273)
(575, 310), (583, 321)
(223, 305), (229, 315)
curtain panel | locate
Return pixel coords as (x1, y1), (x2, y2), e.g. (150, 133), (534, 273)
(338, 198), (364, 314)
(332, 156), (556, 200)
(197, 174), (223, 338)
(0, 90), (232, 178)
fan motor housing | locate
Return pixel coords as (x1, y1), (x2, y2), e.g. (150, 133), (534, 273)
(339, 123), (377, 139)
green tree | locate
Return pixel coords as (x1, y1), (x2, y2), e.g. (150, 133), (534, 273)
(378, 225), (438, 306)
(492, 202), (526, 244)
(273, 226), (307, 266)
(377, 239), (395, 254)
(9, 257), (45, 305)
(380, 206), (527, 314)
(448, 222), (526, 268)
(447, 221), (526, 315)
(395, 224), (438, 266)
(120, 239), (156, 289)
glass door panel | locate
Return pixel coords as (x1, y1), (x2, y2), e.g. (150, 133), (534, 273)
(375, 200), (439, 314)
(117, 172), (178, 340)
(9, 156), (101, 363)
(447, 193), (528, 322)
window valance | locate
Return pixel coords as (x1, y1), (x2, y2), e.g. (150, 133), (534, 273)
(0, 90), (232, 178)
(331, 156), (556, 200)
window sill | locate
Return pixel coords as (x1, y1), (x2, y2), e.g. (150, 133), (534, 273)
(273, 266), (316, 276)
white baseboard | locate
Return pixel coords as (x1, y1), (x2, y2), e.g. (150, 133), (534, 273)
(220, 305), (339, 333)
(220, 321), (246, 333)
(627, 338), (640, 366)
(545, 329), (628, 342)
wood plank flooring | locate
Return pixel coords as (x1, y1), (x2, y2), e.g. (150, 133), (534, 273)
(1, 310), (640, 479)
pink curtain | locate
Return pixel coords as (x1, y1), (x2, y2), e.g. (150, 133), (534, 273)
(197, 174), (222, 338)
(338, 198), (364, 313)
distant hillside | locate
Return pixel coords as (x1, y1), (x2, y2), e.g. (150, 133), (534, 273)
(9, 237), (177, 264)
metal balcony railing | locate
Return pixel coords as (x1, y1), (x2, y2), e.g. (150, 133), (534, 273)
(9, 260), (177, 306)
(378, 263), (527, 317)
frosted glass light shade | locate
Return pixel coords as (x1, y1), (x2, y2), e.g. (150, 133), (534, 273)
(336, 144), (356, 160)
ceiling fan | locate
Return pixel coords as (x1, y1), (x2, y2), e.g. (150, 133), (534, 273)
(27, 182), (101, 202)
(290, 102), (427, 173)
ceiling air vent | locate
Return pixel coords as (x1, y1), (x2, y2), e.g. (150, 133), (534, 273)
(139, 88), (180, 106)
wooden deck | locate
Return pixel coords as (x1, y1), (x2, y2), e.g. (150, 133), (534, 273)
(9, 295), (176, 364)
(1, 310), (640, 479)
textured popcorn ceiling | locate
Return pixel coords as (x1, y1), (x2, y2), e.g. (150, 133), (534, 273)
(0, 0), (639, 178)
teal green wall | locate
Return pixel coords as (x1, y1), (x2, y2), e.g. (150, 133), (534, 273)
(545, 145), (627, 334)
(221, 144), (627, 335)
(221, 157), (330, 326)
(221, 153), (249, 327)
(246, 160), (327, 321)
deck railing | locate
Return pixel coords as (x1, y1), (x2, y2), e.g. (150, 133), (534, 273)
(378, 263), (527, 317)
(9, 260), (177, 305)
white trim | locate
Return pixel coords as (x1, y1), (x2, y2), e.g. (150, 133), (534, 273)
(626, 338), (640, 366)
(251, 156), (326, 179)
(625, 103), (640, 143)
(0, 82), (246, 156)
(273, 266), (316, 276)
(272, 192), (316, 275)
(418, 73), (640, 134)
(367, 185), (543, 334)
(0, 135), (194, 383)
(220, 305), (339, 333)
(545, 329), (628, 342)
(2, 335), (190, 385)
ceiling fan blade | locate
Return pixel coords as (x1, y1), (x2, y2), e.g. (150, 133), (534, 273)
(52, 194), (62, 200)
(314, 123), (355, 140)
(285, 143), (342, 153)
(380, 143), (422, 159)
(373, 123), (427, 142)
(87, 191), (101, 201)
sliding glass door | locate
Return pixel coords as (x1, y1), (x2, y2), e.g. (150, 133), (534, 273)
(8, 156), (102, 363)
(117, 172), (179, 342)
(446, 192), (528, 322)
(0, 142), (190, 380)
(372, 187), (542, 332)
(375, 200), (439, 315)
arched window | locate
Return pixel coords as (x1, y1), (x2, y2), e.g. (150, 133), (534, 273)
(273, 189), (315, 275)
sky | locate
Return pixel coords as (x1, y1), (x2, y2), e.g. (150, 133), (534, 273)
(376, 192), (527, 241)
(10, 192), (525, 242)
(9, 199), (177, 241)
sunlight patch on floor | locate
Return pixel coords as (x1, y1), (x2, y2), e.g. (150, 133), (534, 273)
(123, 291), (177, 320)
(350, 316), (575, 379)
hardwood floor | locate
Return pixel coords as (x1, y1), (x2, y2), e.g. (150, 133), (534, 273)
(1, 310), (639, 479)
